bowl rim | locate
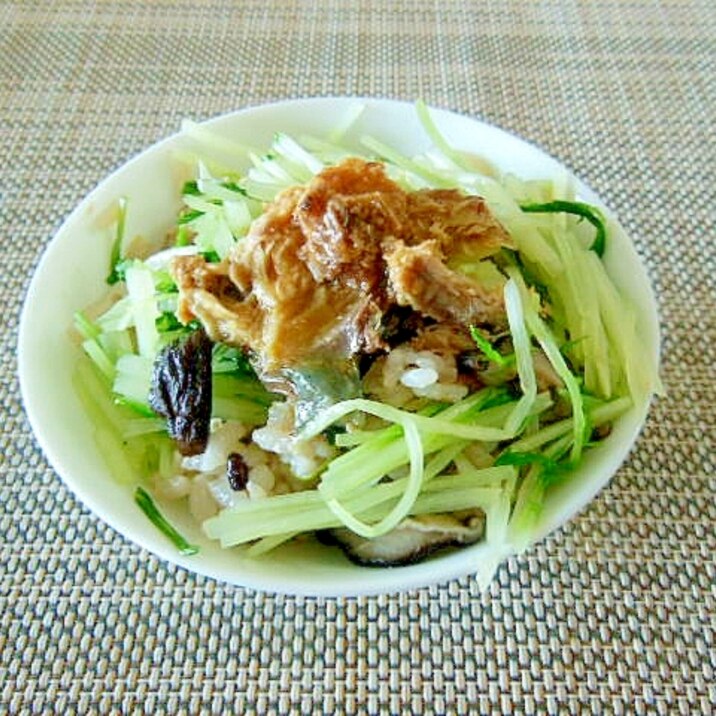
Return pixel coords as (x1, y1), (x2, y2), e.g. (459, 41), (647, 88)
(18, 96), (661, 596)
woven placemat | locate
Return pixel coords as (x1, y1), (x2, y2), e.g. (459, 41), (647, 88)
(1, 1), (714, 712)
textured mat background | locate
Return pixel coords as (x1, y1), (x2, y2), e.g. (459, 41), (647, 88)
(1, 0), (714, 713)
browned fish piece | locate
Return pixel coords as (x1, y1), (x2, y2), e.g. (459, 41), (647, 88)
(172, 158), (512, 374)
(406, 188), (513, 260)
(173, 186), (384, 370)
(172, 254), (263, 349)
(384, 239), (506, 327)
(408, 323), (476, 356)
(296, 157), (406, 290)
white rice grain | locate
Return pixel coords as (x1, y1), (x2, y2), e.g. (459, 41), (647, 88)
(188, 475), (220, 522)
(253, 402), (334, 478)
(249, 464), (276, 492)
(181, 420), (249, 473)
(400, 366), (439, 389)
(383, 347), (466, 403)
(208, 476), (247, 509)
(153, 473), (191, 500)
(247, 482), (268, 500)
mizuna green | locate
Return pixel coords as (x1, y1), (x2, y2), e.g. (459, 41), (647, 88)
(73, 103), (659, 583)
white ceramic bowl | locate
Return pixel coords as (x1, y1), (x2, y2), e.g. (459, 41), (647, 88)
(18, 98), (659, 596)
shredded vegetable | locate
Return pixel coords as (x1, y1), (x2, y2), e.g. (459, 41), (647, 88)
(74, 100), (658, 584)
(106, 196), (128, 284)
(469, 325), (512, 366)
(519, 200), (607, 256)
(134, 486), (199, 555)
(503, 279), (538, 436)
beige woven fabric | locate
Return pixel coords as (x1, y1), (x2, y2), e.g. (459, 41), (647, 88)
(2, 0), (714, 713)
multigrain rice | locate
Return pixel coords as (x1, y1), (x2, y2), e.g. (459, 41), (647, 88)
(156, 348), (472, 524)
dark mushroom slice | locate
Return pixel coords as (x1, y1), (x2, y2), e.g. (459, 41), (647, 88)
(149, 328), (213, 456)
(320, 510), (486, 567)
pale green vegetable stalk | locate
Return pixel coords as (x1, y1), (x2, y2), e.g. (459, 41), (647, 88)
(507, 433), (573, 551)
(502, 279), (537, 435)
(300, 396), (511, 445)
(113, 354), (153, 408)
(79, 101), (658, 573)
(73, 354), (161, 483)
(586, 251), (661, 402)
(326, 103), (365, 143)
(124, 263), (160, 358)
(310, 390), (526, 502)
(415, 99), (466, 169)
(360, 134), (453, 188)
(80, 337), (116, 381)
(180, 119), (255, 165)
(204, 468), (516, 547)
(324, 417), (424, 539)
(414, 101), (660, 404)
(507, 268), (587, 461)
(304, 396), (484, 538)
(507, 396), (631, 454)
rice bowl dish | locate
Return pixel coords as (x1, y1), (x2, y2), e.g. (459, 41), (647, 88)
(19, 98), (660, 595)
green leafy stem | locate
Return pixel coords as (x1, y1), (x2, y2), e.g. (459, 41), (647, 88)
(520, 200), (607, 257)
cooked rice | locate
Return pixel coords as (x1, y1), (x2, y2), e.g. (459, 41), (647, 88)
(157, 346), (471, 523)
(400, 366), (439, 389)
(385, 348), (468, 403)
